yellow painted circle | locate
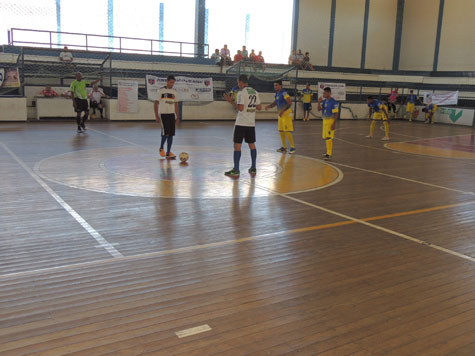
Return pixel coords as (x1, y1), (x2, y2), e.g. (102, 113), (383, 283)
(35, 146), (342, 198)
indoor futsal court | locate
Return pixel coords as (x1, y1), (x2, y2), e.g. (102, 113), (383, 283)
(1, 119), (475, 355)
(2, 0), (475, 355)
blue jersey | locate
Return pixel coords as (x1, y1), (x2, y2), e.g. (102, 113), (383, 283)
(321, 97), (339, 118)
(229, 86), (239, 101)
(275, 90), (292, 111)
(368, 100), (384, 113)
(408, 94), (417, 103)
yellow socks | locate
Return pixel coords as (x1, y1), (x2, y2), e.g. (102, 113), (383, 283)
(369, 120), (376, 136)
(326, 139), (333, 156)
(384, 121), (389, 137)
(286, 132), (295, 148)
(279, 132), (287, 148)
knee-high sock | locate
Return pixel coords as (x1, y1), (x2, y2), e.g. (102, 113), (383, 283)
(99, 107), (103, 117)
(383, 121), (389, 136)
(76, 114), (82, 128)
(160, 135), (167, 150)
(286, 132), (295, 148)
(279, 132), (287, 148)
(81, 112), (89, 126)
(370, 120), (376, 136)
(250, 149), (257, 169)
(326, 139), (333, 156)
(166, 136), (174, 154)
(233, 150), (241, 171)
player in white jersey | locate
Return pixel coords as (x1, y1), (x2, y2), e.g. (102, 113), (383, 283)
(225, 75), (262, 177)
(154, 75), (180, 159)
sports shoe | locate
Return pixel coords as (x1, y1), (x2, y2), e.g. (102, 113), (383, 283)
(166, 152), (176, 159)
(289, 148), (296, 154)
(159, 148), (165, 157)
(225, 169), (240, 177)
(276, 147), (287, 153)
(248, 167), (257, 175)
(77, 127), (83, 133)
(366, 135), (373, 139)
(382, 136), (390, 141)
(323, 154), (331, 161)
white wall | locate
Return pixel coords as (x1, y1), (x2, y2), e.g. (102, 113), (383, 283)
(365, 0), (398, 70)
(399, 0), (439, 71)
(332, 0), (365, 68)
(0, 98), (27, 121)
(296, 0), (332, 66)
(438, 0), (475, 71)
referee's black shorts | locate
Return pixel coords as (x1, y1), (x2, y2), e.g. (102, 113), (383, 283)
(74, 98), (89, 113)
(160, 113), (176, 136)
(233, 125), (256, 144)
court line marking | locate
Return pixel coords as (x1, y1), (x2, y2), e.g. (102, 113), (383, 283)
(295, 153), (474, 196)
(0, 142), (123, 258)
(1, 199), (474, 280)
(175, 324), (212, 338)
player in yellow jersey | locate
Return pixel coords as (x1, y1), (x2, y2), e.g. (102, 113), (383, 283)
(300, 83), (314, 121)
(317, 87), (339, 160)
(367, 96), (390, 140)
(265, 80), (296, 154)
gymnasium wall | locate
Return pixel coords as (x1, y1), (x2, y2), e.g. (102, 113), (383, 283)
(295, 0), (332, 66)
(437, 0), (475, 71)
(295, 0), (475, 72)
(364, 0), (397, 70)
(399, 0), (439, 71)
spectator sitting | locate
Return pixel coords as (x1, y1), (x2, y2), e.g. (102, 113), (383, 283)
(249, 49), (257, 61)
(234, 50), (244, 63)
(39, 86), (59, 97)
(242, 46), (249, 60)
(88, 85), (108, 119)
(220, 44), (232, 65)
(211, 49), (221, 66)
(289, 50), (299, 65)
(59, 46), (73, 63)
(300, 52), (315, 71)
(296, 49), (304, 63)
(254, 51), (266, 71)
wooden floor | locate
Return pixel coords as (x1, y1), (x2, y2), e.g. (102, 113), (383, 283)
(1, 119), (475, 355)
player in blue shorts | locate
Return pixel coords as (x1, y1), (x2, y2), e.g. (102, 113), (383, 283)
(300, 83), (314, 121)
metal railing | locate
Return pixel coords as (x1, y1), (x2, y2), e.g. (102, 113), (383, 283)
(8, 28), (209, 58)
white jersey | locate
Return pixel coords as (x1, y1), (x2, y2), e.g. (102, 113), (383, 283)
(59, 51), (73, 61)
(235, 86), (261, 127)
(156, 87), (179, 115)
(90, 91), (103, 103)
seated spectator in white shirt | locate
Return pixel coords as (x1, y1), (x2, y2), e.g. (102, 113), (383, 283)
(211, 49), (221, 65)
(289, 50), (299, 65)
(59, 46), (73, 63)
(220, 44), (232, 65)
(296, 49), (304, 63)
(88, 85), (108, 119)
(39, 86), (59, 97)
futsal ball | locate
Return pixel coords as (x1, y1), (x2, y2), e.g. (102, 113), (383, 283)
(91, 114), (97, 119)
(179, 152), (189, 162)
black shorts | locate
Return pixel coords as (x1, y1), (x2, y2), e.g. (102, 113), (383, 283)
(303, 103), (312, 112)
(89, 100), (102, 108)
(160, 113), (176, 136)
(233, 125), (256, 144)
(74, 98), (89, 113)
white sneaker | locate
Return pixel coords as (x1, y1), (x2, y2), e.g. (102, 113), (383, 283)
(366, 135), (373, 139)
(382, 136), (390, 141)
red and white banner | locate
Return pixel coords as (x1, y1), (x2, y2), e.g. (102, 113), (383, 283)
(423, 91), (458, 105)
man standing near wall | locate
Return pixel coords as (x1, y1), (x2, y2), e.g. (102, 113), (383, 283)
(300, 83), (314, 121)
(70, 72), (101, 133)
(405, 90), (419, 121)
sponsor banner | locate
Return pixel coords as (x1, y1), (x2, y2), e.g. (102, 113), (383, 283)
(317, 82), (346, 101)
(423, 91), (458, 105)
(146, 75), (213, 102)
(118, 80), (138, 113)
(435, 107), (473, 126)
(0, 67), (20, 88)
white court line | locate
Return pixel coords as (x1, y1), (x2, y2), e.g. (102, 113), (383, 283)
(175, 324), (212, 338)
(253, 183), (475, 263)
(0, 142), (123, 258)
